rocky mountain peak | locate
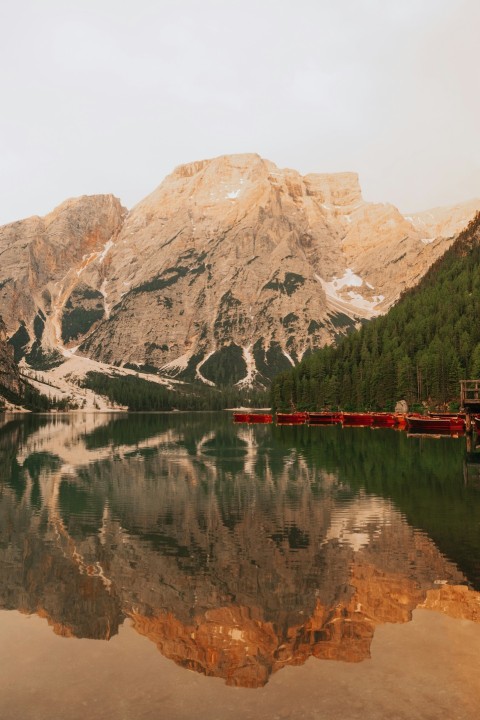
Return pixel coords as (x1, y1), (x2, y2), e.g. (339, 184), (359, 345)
(1, 155), (480, 389)
(140, 155), (362, 220)
(407, 198), (480, 240)
(304, 171), (362, 207)
(170, 152), (265, 180)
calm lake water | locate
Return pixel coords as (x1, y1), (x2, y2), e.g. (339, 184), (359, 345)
(1, 412), (480, 719)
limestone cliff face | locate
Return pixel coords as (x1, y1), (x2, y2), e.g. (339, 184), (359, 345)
(77, 155), (480, 384)
(0, 194), (126, 359)
(0, 315), (21, 398)
(80, 155), (355, 382)
(1, 155), (479, 386)
(408, 198), (480, 241)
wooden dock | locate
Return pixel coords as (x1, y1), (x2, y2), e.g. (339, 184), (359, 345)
(460, 380), (480, 432)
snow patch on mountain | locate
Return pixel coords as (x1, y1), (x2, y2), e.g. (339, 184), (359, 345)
(317, 269), (384, 320)
(195, 352), (216, 387)
(226, 189), (241, 199)
(235, 345), (265, 389)
(162, 352), (192, 374)
(19, 353), (179, 411)
(100, 279), (110, 318)
(98, 239), (114, 263)
(327, 268), (363, 290)
(282, 350), (295, 366)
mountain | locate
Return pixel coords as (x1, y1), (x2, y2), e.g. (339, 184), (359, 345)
(0, 193), (125, 353)
(271, 212), (480, 410)
(1, 154), (479, 391)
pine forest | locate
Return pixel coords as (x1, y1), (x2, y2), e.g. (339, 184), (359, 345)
(271, 214), (480, 411)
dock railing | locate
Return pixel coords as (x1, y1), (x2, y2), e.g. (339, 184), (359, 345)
(460, 380), (480, 408)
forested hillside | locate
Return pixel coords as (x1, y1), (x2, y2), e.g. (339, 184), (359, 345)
(82, 372), (269, 411)
(271, 213), (480, 411)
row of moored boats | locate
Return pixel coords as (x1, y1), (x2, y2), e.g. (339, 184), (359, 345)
(233, 411), (476, 434)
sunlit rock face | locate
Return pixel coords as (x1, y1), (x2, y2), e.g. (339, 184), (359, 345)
(0, 415), (479, 688)
(0, 195), (126, 359)
(79, 155), (479, 383)
(408, 199), (480, 241)
(0, 155), (478, 386)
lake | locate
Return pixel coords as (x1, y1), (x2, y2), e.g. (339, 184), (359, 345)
(1, 412), (480, 719)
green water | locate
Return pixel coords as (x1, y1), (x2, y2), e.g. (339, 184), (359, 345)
(1, 412), (480, 714)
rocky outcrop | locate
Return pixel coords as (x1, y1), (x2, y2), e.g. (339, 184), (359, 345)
(408, 198), (480, 241)
(1, 156), (479, 386)
(0, 194), (126, 361)
(0, 315), (21, 399)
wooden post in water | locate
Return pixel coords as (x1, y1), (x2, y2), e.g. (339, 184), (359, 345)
(460, 380), (480, 433)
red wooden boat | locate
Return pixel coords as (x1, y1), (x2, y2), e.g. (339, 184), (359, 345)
(342, 412), (374, 427)
(307, 412), (343, 425)
(276, 412), (308, 425)
(248, 414), (273, 424)
(394, 414), (407, 429)
(428, 412), (467, 419)
(371, 412), (396, 427)
(233, 412), (273, 424)
(406, 415), (465, 433)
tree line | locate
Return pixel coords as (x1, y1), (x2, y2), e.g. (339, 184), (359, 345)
(82, 371), (269, 411)
(271, 213), (480, 412)
(0, 380), (71, 413)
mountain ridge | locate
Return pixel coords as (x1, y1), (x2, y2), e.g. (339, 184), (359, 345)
(1, 153), (479, 395)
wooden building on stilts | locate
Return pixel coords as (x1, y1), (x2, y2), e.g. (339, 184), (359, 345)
(460, 380), (480, 433)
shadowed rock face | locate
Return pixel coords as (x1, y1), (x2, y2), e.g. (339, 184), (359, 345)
(1, 414), (479, 688)
(1, 155), (478, 386)
(0, 315), (20, 399)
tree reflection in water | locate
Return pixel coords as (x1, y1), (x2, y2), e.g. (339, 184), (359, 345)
(0, 412), (479, 687)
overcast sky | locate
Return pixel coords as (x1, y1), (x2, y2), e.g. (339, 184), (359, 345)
(1, 0), (479, 225)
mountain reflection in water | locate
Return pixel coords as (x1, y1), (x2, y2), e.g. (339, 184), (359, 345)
(0, 412), (479, 688)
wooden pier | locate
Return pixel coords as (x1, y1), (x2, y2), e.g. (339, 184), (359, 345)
(460, 380), (480, 432)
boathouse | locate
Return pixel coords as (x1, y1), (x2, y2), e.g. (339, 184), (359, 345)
(460, 380), (480, 431)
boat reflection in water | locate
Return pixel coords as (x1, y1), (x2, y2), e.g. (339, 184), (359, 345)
(0, 413), (480, 689)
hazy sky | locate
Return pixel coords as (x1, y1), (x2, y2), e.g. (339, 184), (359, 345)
(1, 0), (479, 224)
